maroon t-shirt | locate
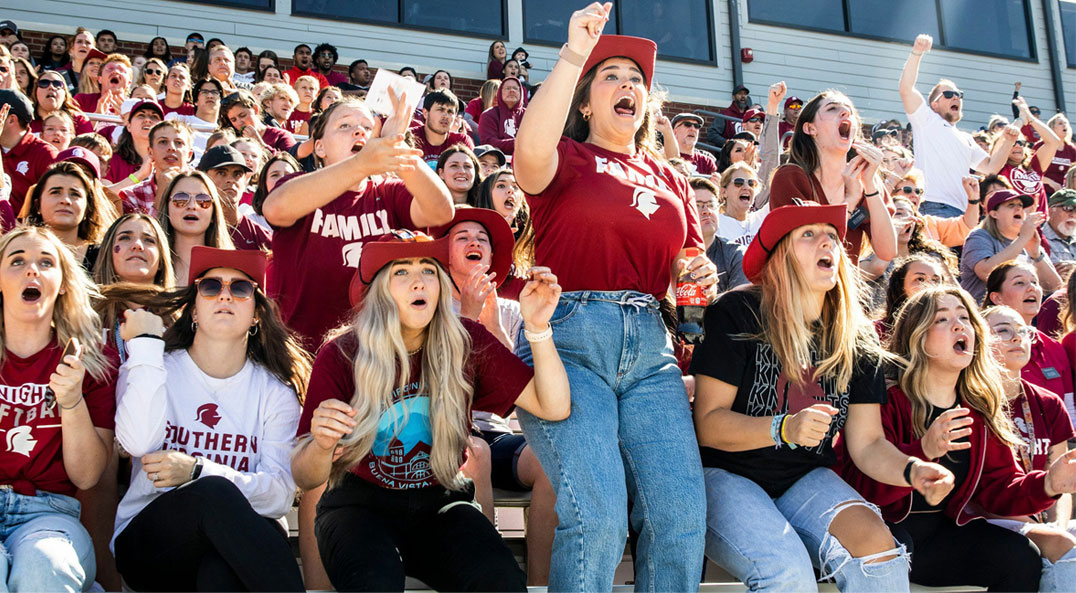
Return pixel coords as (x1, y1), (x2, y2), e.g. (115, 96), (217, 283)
(161, 102), (196, 117)
(1033, 141), (1076, 192)
(0, 340), (117, 496)
(1000, 163), (1048, 214)
(230, 217), (272, 251)
(526, 138), (702, 297)
(680, 150), (717, 176)
(4, 131), (59, 214)
(1009, 380), (1074, 471)
(30, 112), (94, 136)
(104, 153), (140, 185)
(1022, 330), (1075, 406)
(262, 126), (297, 152)
(298, 319), (532, 489)
(267, 173), (417, 351)
(410, 125), (474, 168)
(73, 92), (100, 114)
(284, 109), (310, 135)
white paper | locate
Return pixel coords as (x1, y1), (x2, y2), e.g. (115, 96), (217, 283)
(365, 69), (426, 119)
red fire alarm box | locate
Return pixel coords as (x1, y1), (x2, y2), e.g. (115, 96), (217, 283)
(741, 48), (754, 63)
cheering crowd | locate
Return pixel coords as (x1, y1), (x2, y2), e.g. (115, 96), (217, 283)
(1, 1), (1076, 591)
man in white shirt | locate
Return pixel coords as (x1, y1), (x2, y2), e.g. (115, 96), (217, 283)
(899, 34), (1015, 218)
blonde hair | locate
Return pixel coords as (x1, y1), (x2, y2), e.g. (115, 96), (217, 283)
(0, 226), (112, 382)
(259, 82), (298, 110)
(901, 168), (925, 190)
(479, 79), (501, 111)
(756, 229), (884, 392)
(319, 260), (473, 490)
(888, 286), (1020, 447)
(717, 162), (757, 213)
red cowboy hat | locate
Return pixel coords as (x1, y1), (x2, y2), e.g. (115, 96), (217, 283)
(581, 35), (657, 90)
(742, 202), (848, 283)
(188, 246), (267, 286)
(348, 231), (451, 307)
(430, 207), (515, 284)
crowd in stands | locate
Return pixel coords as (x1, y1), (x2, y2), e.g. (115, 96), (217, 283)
(1, 1), (1076, 590)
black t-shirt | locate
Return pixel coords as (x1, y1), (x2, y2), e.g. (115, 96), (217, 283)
(689, 288), (887, 497)
(910, 402), (970, 512)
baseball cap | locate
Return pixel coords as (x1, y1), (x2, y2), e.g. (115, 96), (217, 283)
(581, 35), (657, 91)
(784, 96), (803, 108)
(742, 108), (764, 123)
(430, 207), (515, 283)
(350, 231), (451, 306)
(56, 147), (102, 179)
(742, 201), (847, 282)
(188, 245), (267, 286)
(0, 20), (18, 35)
(197, 145), (253, 173)
(84, 48), (108, 63)
(121, 99), (165, 120)
(1048, 189), (1076, 208)
(0, 89), (33, 126)
(672, 113), (704, 127)
(473, 145), (506, 167)
(986, 189), (1034, 212)
(733, 84), (750, 95)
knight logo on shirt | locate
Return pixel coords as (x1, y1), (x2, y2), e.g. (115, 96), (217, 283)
(5, 426), (37, 457)
(15, 161), (29, 175)
(195, 403), (222, 429)
(503, 118), (517, 138)
(631, 187), (660, 220)
(342, 242), (363, 268)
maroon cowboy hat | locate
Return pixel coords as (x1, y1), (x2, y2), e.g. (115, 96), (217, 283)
(742, 202), (848, 283)
(430, 207), (515, 283)
(581, 35), (657, 91)
(348, 231), (451, 307)
(188, 246), (267, 286)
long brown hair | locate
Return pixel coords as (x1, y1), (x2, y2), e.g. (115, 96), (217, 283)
(888, 286), (1020, 447)
(26, 161), (118, 244)
(787, 90), (861, 177)
(155, 171), (235, 261)
(93, 213), (175, 288)
(563, 63), (664, 159)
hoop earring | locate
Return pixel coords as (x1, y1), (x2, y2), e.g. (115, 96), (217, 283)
(248, 323), (259, 336)
(191, 321), (198, 333)
(583, 111), (591, 122)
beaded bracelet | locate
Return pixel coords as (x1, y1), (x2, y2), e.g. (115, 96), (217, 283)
(770, 414), (784, 448)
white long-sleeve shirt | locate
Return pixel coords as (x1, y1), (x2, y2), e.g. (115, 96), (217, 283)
(113, 337), (301, 545)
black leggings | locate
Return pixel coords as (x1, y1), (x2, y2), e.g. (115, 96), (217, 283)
(114, 476), (304, 592)
(315, 472), (526, 592)
(890, 513), (1042, 593)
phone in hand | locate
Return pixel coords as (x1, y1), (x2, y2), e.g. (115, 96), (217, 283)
(62, 337), (82, 361)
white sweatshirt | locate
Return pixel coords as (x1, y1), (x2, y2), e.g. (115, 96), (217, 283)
(113, 337), (301, 545)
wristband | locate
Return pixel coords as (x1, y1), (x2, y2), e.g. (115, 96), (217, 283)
(59, 393), (84, 411)
(779, 414), (798, 449)
(559, 44), (587, 68)
(770, 414), (784, 448)
(967, 199), (981, 205)
(127, 173), (140, 184)
(189, 456), (203, 482)
(524, 325), (553, 343)
(1032, 251), (1046, 263)
(903, 459), (916, 487)
(864, 190), (880, 198)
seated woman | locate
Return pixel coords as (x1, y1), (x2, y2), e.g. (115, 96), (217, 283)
(839, 286), (1076, 591)
(860, 197), (956, 308)
(156, 171), (236, 285)
(875, 253), (947, 340)
(713, 162), (767, 246)
(290, 232), (570, 592)
(0, 225), (118, 591)
(984, 261), (1074, 421)
(472, 168), (533, 300)
(113, 246), (308, 592)
(23, 161), (118, 271)
(435, 145), (480, 205)
(693, 202), (952, 592)
(982, 305), (1076, 581)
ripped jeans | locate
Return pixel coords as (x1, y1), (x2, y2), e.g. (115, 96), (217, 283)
(0, 488), (95, 592)
(704, 467), (909, 592)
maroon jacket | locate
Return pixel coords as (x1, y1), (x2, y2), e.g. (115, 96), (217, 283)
(835, 384), (1056, 526)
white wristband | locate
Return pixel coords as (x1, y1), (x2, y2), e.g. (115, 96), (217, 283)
(524, 325), (553, 343)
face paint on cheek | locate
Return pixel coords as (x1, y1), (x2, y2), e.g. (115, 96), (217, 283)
(114, 245), (122, 253)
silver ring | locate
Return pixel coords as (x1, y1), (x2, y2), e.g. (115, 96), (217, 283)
(151, 472), (158, 481)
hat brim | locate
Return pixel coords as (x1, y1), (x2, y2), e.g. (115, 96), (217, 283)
(430, 208), (516, 283)
(742, 204), (848, 283)
(188, 246), (267, 286)
(672, 114), (704, 127)
(349, 236), (451, 307)
(130, 101), (165, 120)
(581, 35), (657, 91)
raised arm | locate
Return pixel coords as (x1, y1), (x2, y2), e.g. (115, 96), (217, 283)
(754, 81), (786, 210)
(977, 125), (1019, 176)
(514, 2), (612, 195)
(899, 35), (932, 115)
(399, 159), (454, 228)
(1014, 97), (1062, 172)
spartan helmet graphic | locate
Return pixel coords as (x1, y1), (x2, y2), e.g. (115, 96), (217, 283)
(195, 403), (222, 429)
(6, 426), (37, 457)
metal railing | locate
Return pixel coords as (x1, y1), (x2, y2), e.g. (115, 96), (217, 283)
(82, 112), (309, 141)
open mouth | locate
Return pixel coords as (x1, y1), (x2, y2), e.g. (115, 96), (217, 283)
(838, 120), (852, 142)
(503, 197), (516, 210)
(464, 249), (483, 262)
(614, 96), (636, 117)
(738, 192), (751, 202)
(817, 256), (834, 270)
(410, 297), (428, 309)
(21, 286), (41, 303)
(1023, 295), (1038, 305)
(163, 155), (178, 165)
(110, 76), (120, 86)
(183, 214), (200, 222)
(351, 141), (365, 153)
(953, 337), (969, 354)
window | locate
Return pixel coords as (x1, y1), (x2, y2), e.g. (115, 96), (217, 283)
(1062, 0), (1076, 67)
(178, 0), (272, 9)
(748, 0), (1035, 60)
(523, 0), (716, 63)
(292, 0), (505, 38)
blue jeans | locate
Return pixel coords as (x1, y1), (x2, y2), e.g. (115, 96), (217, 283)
(704, 467), (909, 592)
(917, 201), (964, 219)
(0, 489), (95, 592)
(516, 291), (706, 592)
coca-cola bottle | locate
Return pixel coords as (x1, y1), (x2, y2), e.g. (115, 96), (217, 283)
(676, 247), (707, 344)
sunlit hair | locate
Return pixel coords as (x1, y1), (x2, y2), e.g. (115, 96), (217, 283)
(983, 260), (1038, 309)
(26, 161), (118, 244)
(69, 133), (112, 162)
(754, 226), (884, 392)
(1066, 167), (1076, 191)
(315, 259), (472, 490)
(788, 90), (862, 177)
(888, 286), (1019, 447)
(901, 168), (925, 190)
(32, 71), (81, 120)
(1047, 113), (1072, 143)
(436, 144), (481, 203)
(258, 82), (297, 111)
(0, 226), (112, 382)
(309, 97), (372, 168)
(155, 171), (235, 265)
(93, 213), (175, 288)
(564, 60), (664, 158)
(474, 168), (534, 271)
(892, 197), (958, 275)
(879, 253), (949, 335)
(137, 57), (167, 91)
(479, 79), (501, 111)
(717, 162), (758, 213)
(992, 133), (1031, 169)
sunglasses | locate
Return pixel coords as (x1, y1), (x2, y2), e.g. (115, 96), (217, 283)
(678, 121), (702, 129)
(1014, 140), (1027, 147)
(195, 277), (257, 300)
(746, 117), (764, 123)
(940, 90), (964, 99)
(170, 192), (213, 209)
(899, 186), (924, 195)
(1054, 205), (1076, 213)
(144, 68), (164, 76)
(1030, 109), (1041, 115)
(731, 178), (759, 188)
(991, 324), (1032, 342)
(37, 79), (65, 89)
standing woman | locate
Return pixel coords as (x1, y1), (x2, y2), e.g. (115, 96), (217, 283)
(770, 90), (897, 266)
(999, 98), (1061, 212)
(144, 37), (173, 67)
(693, 203), (952, 591)
(156, 171), (236, 285)
(30, 70), (94, 135)
(435, 144), (480, 205)
(160, 63), (194, 116)
(37, 34), (70, 72)
(137, 58), (167, 97)
(1039, 114), (1074, 194)
(23, 161), (118, 271)
(479, 76), (526, 155)
(112, 247), (308, 592)
(0, 225), (118, 591)
(487, 40), (507, 80)
(512, 5), (720, 589)
(290, 234), (570, 591)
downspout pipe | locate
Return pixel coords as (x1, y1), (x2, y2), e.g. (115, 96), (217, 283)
(1041, 0), (1067, 112)
(727, 0), (743, 90)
